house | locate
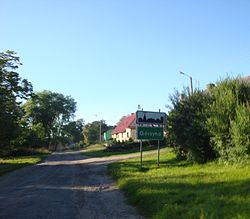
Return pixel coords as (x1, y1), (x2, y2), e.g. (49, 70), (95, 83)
(112, 113), (136, 142)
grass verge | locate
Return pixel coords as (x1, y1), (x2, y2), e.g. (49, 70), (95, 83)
(0, 154), (49, 176)
(108, 149), (250, 219)
(81, 143), (160, 157)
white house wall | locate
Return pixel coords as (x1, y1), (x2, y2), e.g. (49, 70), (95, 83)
(112, 128), (136, 142)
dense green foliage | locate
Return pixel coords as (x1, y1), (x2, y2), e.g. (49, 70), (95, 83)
(0, 50), (84, 155)
(63, 119), (84, 144)
(83, 120), (109, 144)
(0, 51), (33, 154)
(207, 78), (250, 162)
(167, 90), (215, 163)
(109, 149), (250, 219)
(229, 104), (250, 161)
(167, 77), (250, 163)
(23, 90), (78, 150)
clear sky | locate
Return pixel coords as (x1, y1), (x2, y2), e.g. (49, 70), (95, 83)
(1, 0), (250, 125)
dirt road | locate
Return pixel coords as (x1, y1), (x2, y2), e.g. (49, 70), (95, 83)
(0, 151), (144, 219)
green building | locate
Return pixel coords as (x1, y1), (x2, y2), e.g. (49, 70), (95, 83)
(103, 129), (113, 142)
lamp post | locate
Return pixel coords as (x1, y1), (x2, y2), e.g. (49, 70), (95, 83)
(180, 71), (193, 95)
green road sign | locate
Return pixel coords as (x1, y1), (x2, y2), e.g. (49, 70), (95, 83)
(137, 126), (164, 140)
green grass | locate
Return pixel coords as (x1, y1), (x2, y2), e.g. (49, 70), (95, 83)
(0, 154), (48, 176)
(108, 148), (250, 219)
(81, 143), (159, 157)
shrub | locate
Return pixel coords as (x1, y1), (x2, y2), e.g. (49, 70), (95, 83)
(229, 104), (250, 162)
(167, 89), (215, 163)
(207, 77), (250, 162)
(5, 147), (50, 157)
(167, 77), (250, 164)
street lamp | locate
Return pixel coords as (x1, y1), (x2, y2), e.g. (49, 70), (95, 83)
(180, 71), (193, 95)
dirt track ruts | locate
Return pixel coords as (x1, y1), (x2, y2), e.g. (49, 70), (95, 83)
(0, 151), (144, 219)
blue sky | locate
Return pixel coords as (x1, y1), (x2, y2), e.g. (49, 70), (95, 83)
(1, 0), (250, 125)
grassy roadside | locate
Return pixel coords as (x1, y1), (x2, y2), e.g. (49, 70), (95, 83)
(108, 149), (250, 219)
(0, 154), (49, 176)
(81, 143), (160, 157)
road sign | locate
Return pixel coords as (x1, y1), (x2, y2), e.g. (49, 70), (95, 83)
(136, 111), (166, 125)
(137, 126), (164, 140)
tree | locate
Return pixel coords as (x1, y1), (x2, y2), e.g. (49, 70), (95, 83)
(0, 50), (33, 154)
(83, 120), (108, 145)
(63, 119), (84, 143)
(23, 90), (76, 149)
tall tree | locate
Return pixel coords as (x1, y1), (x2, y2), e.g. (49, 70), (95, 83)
(23, 90), (76, 148)
(0, 50), (33, 153)
(83, 120), (108, 145)
(63, 119), (84, 143)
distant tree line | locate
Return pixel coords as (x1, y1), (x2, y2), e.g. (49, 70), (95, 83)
(0, 50), (84, 156)
(166, 77), (250, 163)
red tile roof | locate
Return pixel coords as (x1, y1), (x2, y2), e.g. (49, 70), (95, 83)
(112, 114), (136, 134)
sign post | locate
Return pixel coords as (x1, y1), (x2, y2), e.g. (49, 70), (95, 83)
(140, 140), (142, 169)
(157, 140), (160, 168)
(136, 110), (166, 169)
(136, 111), (166, 125)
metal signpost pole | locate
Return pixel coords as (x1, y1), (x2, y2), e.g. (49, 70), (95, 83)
(140, 140), (143, 169)
(157, 140), (160, 168)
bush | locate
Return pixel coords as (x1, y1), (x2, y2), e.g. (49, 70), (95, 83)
(207, 78), (250, 162)
(229, 104), (250, 162)
(167, 77), (250, 164)
(167, 89), (215, 163)
(4, 147), (50, 157)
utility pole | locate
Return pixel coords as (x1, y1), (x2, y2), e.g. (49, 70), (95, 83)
(99, 120), (102, 143)
(95, 114), (102, 143)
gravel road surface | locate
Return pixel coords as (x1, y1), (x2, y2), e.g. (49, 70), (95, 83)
(0, 151), (144, 219)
